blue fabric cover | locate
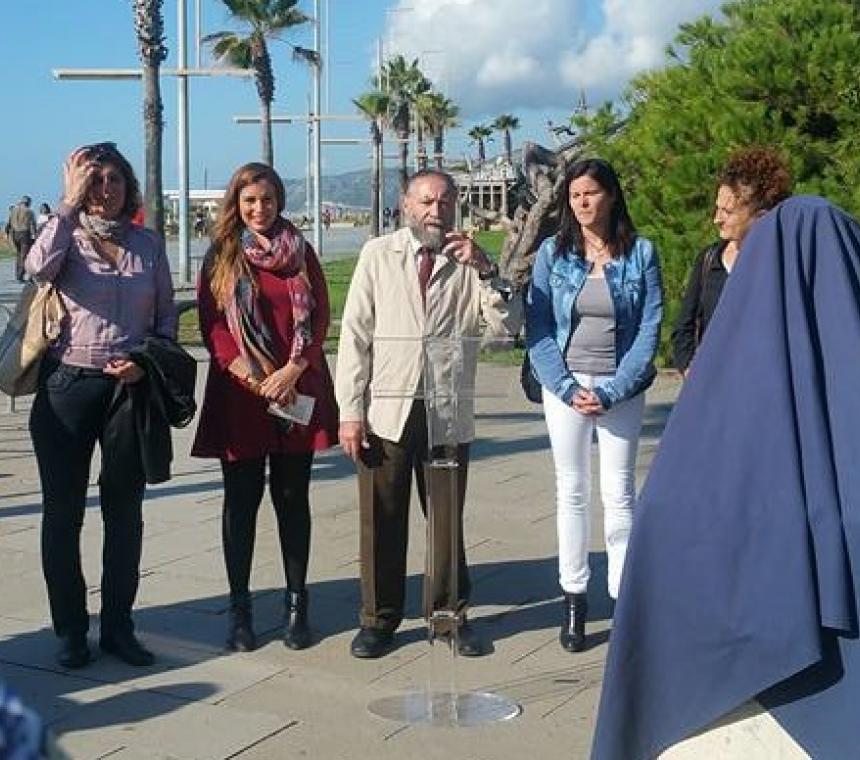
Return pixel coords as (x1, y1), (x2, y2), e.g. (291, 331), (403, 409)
(591, 196), (860, 759)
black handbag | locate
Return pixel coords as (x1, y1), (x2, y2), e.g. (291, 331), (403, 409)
(520, 352), (543, 404)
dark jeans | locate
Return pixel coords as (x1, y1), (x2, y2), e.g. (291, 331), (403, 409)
(30, 362), (146, 639)
(356, 401), (471, 632)
(12, 231), (32, 281)
(220, 452), (314, 599)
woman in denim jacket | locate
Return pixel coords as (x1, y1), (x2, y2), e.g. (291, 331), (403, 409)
(526, 158), (663, 652)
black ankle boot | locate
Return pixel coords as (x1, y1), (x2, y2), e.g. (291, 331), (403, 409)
(227, 594), (256, 652)
(559, 592), (587, 652)
(283, 590), (310, 650)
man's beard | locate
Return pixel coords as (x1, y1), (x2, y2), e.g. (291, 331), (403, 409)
(407, 219), (448, 251)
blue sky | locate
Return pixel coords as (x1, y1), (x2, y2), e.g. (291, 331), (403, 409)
(0, 0), (720, 210)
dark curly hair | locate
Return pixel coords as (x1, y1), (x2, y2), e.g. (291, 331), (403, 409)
(716, 147), (792, 213)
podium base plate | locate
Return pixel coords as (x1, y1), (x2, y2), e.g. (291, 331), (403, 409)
(368, 690), (521, 727)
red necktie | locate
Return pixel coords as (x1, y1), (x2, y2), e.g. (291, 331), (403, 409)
(418, 247), (434, 307)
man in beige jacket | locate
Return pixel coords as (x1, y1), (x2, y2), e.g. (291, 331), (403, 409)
(337, 170), (504, 659)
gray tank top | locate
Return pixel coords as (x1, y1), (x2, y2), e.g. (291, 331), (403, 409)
(566, 274), (616, 374)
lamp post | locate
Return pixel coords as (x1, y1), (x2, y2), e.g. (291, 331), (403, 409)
(313, 0), (323, 257)
(177, 0), (190, 284)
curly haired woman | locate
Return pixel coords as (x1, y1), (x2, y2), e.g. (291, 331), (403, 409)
(671, 147), (792, 374)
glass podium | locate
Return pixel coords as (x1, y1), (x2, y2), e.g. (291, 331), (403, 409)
(366, 333), (522, 727)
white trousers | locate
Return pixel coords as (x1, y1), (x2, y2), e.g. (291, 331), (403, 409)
(543, 373), (645, 598)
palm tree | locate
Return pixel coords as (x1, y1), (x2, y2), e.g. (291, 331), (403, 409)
(467, 124), (493, 164)
(492, 114), (520, 166)
(379, 55), (431, 192)
(353, 90), (390, 238)
(205, 0), (309, 167)
(133, 0), (167, 236)
(416, 92), (459, 171)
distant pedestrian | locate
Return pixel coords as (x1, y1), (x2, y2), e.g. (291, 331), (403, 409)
(391, 207), (400, 229)
(8, 195), (37, 281)
(194, 207), (208, 238)
(322, 208), (332, 231)
(36, 203), (53, 234)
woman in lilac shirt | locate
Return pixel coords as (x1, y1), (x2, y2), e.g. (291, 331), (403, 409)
(26, 143), (176, 669)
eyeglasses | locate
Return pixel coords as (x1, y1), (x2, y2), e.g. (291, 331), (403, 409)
(84, 142), (119, 161)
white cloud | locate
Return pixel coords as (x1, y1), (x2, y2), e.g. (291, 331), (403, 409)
(385, 0), (722, 118)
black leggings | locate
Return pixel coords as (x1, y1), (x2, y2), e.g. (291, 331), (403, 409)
(221, 452), (314, 597)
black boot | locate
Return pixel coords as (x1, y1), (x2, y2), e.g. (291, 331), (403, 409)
(226, 594), (256, 652)
(57, 634), (91, 669)
(283, 590), (311, 650)
(559, 592), (587, 652)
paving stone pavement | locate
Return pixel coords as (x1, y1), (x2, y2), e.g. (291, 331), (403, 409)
(0, 356), (681, 760)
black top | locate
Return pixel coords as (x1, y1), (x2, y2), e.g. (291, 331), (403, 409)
(670, 240), (729, 371)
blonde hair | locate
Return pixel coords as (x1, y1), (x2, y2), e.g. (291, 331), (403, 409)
(207, 162), (286, 308)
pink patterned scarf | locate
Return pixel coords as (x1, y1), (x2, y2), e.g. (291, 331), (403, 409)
(224, 217), (314, 381)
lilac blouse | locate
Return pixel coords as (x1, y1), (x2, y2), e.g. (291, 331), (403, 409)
(25, 205), (177, 369)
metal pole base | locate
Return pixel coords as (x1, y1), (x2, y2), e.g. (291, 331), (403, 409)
(368, 690), (521, 727)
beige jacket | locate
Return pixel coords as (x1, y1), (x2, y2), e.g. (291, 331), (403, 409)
(336, 227), (497, 444)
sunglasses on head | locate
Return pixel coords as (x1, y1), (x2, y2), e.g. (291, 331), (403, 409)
(84, 142), (119, 161)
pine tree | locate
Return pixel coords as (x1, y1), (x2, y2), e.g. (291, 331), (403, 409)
(574, 0), (860, 362)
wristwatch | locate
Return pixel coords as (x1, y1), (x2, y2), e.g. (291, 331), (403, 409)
(478, 260), (500, 281)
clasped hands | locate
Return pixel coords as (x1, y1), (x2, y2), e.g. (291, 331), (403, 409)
(258, 362), (304, 406)
(233, 359), (304, 406)
(572, 387), (605, 416)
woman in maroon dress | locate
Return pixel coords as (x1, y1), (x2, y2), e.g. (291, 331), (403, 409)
(192, 163), (337, 652)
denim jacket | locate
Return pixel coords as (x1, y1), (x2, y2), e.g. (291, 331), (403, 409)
(525, 235), (663, 409)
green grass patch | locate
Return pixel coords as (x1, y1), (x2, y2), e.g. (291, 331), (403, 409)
(475, 230), (505, 258)
(481, 345), (525, 366)
(0, 240), (14, 260)
(323, 256), (358, 323)
(178, 308), (202, 346)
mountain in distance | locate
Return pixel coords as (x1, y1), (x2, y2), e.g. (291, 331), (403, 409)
(282, 167), (401, 213)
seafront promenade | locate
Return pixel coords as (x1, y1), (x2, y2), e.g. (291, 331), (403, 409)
(0, 246), (682, 758)
(0, 248), (807, 759)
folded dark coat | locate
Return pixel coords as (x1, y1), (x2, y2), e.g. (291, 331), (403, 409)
(591, 196), (860, 760)
(103, 337), (197, 485)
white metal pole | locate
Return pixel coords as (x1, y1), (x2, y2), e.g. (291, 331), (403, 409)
(312, 0), (322, 256)
(306, 95), (312, 223)
(178, 0), (190, 284)
(324, 0), (331, 114)
(377, 37), (385, 234)
(195, 0), (201, 68)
